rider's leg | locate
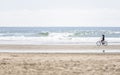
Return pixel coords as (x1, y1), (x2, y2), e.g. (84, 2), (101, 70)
(101, 40), (104, 45)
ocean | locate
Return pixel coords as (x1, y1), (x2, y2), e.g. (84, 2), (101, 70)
(0, 27), (120, 45)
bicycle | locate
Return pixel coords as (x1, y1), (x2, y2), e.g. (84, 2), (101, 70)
(96, 40), (108, 46)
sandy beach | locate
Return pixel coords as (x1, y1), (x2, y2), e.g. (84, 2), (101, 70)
(0, 53), (120, 75)
(0, 45), (119, 75)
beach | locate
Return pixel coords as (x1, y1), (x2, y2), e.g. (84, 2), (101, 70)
(0, 53), (120, 75)
(0, 27), (120, 75)
(0, 44), (120, 75)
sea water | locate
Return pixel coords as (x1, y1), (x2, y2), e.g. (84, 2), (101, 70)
(0, 27), (120, 45)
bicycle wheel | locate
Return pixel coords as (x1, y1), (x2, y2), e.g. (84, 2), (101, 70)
(96, 41), (101, 46)
(103, 41), (108, 46)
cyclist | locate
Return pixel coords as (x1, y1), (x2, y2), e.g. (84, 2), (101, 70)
(101, 34), (105, 45)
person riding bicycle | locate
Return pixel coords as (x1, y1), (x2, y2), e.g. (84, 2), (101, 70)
(96, 34), (107, 46)
(101, 34), (105, 45)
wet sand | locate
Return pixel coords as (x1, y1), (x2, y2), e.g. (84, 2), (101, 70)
(0, 53), (120, 75)
(0, 45), (120, 50)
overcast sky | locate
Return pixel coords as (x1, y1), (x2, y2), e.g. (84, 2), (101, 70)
(0, 0), (120, 27)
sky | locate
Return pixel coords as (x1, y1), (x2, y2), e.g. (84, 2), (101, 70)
(0, 0), (120, 27)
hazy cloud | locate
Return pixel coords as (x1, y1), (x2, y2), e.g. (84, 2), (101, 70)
(0, 0), (120, 27)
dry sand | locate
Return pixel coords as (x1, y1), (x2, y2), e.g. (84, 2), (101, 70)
(0, 53), (120, 75)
